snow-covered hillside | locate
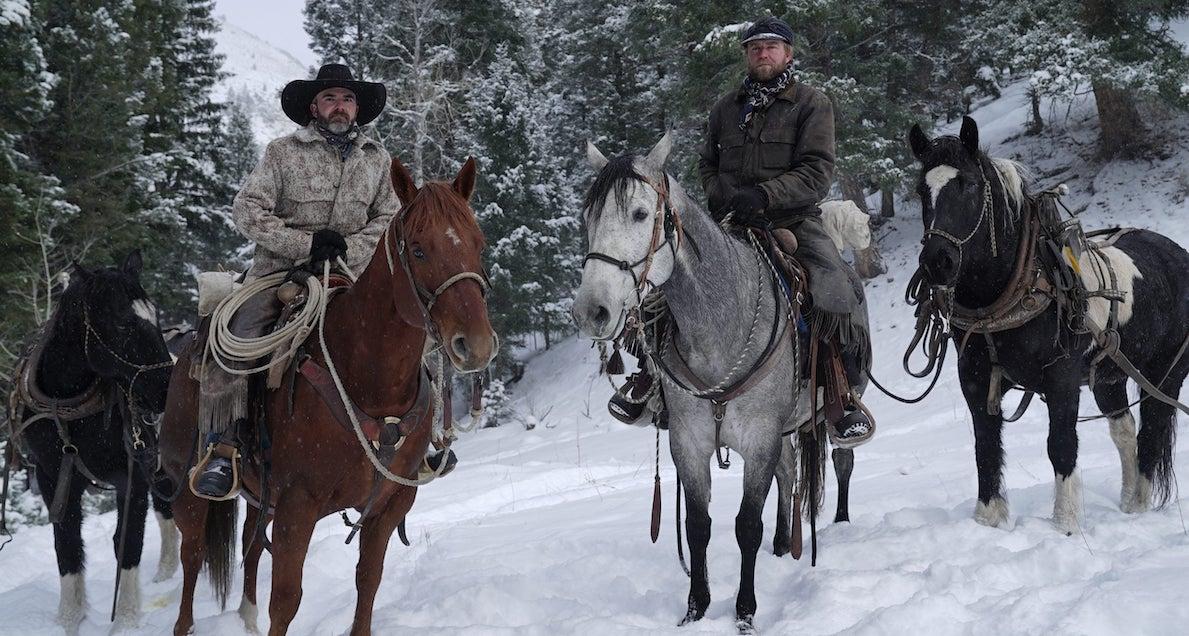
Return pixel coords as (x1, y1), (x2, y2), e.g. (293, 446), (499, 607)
(2, 79), (1189, 634)
(212, 17), (307, 146)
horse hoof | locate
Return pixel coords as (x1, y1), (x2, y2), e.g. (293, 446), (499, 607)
(1122, 476), (1152, 514)
(678, 608), (705, 626)
(736, 616), (756, 635)
(974, 497), (1009, 528)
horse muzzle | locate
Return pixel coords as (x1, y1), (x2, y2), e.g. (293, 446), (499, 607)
(919, 238), (961, 287)
(572, 289), (624, 341)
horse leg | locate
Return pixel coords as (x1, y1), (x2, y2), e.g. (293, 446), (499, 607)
(674, 444), (713, 626)
(111, 468), (150, 626)
(267, 491), (320, 635)
(772, 437), (795, 556)
(1092, 380), (1140, 512)
(172, 489), (208, 636)
(734, 442), (781, 634)
(239, 504), (270, 634)
(958, 349), (1008, 527)
(1136, 379), (1184, 511)
(1045, 384), (1082, 535)
(36, 463), (88, 633)
(350, 489), (416, 636)
(832, 448), (854, 523)
(151, 479), (179, 582)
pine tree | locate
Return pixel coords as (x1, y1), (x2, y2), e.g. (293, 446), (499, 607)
(964, 0), (1189, 155)
(0, 0), (77, 377)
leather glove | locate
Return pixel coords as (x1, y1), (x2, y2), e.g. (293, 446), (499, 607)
(727, 187), (772, 229)
(309, 229), (348, 265)
(728, 187), (768, 215)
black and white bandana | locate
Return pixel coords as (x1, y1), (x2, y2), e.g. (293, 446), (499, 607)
(315, 122), (360, 161)
(739, 65), (795, 131)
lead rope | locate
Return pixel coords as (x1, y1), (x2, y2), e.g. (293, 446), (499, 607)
(313, 260), (451, 487)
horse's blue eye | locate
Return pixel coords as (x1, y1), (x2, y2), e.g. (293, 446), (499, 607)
(413, 246), (426, 259)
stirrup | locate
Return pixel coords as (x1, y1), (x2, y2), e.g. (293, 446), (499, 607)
(419, 448), (457, 479)
(188, 443), (242, 501)
(608, 372), (654, 425)
(828, 398), (875, 450)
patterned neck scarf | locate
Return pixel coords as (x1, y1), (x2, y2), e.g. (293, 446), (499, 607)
(739, 64), (796, 131)
(315, 122), (360, 161)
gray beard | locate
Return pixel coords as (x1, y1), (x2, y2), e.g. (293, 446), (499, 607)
(317, 115), (352, 134)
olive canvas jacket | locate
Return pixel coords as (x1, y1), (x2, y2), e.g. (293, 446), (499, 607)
(698, 80), (835, 226)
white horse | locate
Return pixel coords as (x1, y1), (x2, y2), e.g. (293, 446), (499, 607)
(573, 134), (831, 633)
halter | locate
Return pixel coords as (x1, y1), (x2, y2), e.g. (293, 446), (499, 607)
(923, 158), (999, 261)
(582, 173), (685, 329)
(381, 196), (491, 342)
(81, 306), (172, 428)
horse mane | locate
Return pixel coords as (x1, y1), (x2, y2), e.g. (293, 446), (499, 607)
(583, 154), (647, 223)
(404, 181), (486, 248)
(989, 157), (1030, 219)
(923, 135), (1031, 221)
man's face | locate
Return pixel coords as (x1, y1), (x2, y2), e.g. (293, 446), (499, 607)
(310, 87), (358, 133)
(745, 39), (792, 82)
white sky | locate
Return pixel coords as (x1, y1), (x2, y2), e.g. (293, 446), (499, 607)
(213, 0), (318, 66)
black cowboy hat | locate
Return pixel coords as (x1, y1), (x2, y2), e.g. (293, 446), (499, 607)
(281, 63), (387, 127)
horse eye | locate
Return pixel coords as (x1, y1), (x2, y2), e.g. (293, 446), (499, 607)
(632, 208), (649, 222)
(412, 245), (426, 259)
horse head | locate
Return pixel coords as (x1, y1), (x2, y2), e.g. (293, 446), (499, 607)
(63, 250), (173, 412)
(573, 133), (679, 340)
(387, 156), (496, 373)
(909, 116), (1026, 289)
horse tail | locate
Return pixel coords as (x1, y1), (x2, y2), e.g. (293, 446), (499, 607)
(798, 423), (827, 565)
(1144, 401), (1179, 509)
(203, 498), (238, 610)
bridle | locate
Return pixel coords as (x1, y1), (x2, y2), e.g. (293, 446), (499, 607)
(582, 173), (685, 332)
(81, 306), (172, 424)
(381, 195), (491, 345)
(922, 157), (999, 266)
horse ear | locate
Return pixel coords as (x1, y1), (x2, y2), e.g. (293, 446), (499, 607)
(960, 116), (979, 154)
(452, 156), (477, 201)
(908, 124), (930, 161)
(390, 156), (418, 206)
(121, 249), (143, 276)
(645, 131), (673, 168)
(585, 140), (609, 171)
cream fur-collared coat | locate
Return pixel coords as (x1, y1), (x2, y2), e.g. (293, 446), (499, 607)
(233, 123), (401, 278)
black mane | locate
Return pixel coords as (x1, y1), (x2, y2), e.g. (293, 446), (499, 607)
(583, 154), (647, 223)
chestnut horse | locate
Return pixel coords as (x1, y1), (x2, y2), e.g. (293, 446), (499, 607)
(159, 157), (496, 635)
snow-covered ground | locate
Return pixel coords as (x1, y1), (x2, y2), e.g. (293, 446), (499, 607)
(3, 81), (1189, 635)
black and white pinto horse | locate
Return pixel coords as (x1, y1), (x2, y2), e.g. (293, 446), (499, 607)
(16, 251), (177, 631)
(574, 135), (840, 633)
(910, 118), (1189, 533)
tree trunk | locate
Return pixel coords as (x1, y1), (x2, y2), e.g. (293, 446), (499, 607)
(1092, 81), (1146, 157)
(880, 188), (894, 218)
(1027, 88), (1044, 135)
(838, 174), (870, 215)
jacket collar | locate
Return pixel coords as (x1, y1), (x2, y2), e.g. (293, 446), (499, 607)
(733, 75), (799, 102)
(293, 122), (381, 150)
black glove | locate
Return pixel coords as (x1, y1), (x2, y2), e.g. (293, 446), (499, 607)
(728, 187), (768, 215)
(727, 187), (772, 229)
(309, 229), (348, 265)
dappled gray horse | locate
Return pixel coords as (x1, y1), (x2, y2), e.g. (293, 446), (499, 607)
(573, 134), (829, 633)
